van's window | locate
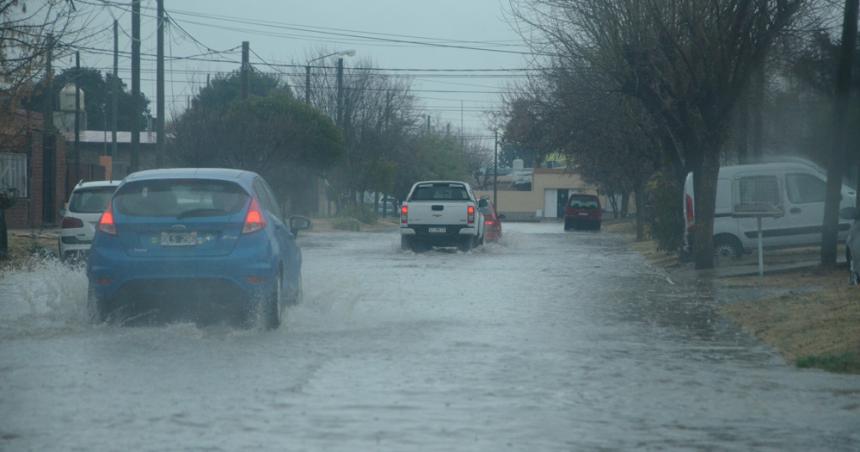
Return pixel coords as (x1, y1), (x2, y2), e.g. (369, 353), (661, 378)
(569, 195), (599, 209)
(737, 175), (781, 208)
(786, 173), (826, 204)
(409, 184), (470, 201)
(69, 187), (115, 213)
(114, 179), (249, 218)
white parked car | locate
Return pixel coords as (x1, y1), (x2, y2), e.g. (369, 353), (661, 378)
(400, 180), (484, 252)
(683, 159), (856, 257)
(59, 180), (121, 262)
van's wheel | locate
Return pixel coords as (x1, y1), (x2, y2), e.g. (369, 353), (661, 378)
(401, 236), (412, 251)
(714, 235), (743, 259)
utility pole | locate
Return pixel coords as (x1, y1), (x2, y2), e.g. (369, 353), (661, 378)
(74, 51), (80, 185)
(336, 57), (344, 127)
(111, 19), (118, 159)
(460, 100), (464, 151)
(43, 33), (55, 224)
(131, 0), (141, 173)
(156, 0), (165, 168)
(493, 129), (499, 210)
(305, 64), (311, 104)
(241, 41), (249, 99)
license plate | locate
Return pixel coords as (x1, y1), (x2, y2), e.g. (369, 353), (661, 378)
(160, 231), (198, 246)
(429, 227), (446, 233)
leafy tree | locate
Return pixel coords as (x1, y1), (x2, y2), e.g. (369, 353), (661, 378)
(25, 67), (151, 130)
(170, 71), (343, 214)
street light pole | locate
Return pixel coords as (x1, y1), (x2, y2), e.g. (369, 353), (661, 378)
(336, 57), (344, 127)
(494, 129), (499, 209)
(305, 49), (355, 107)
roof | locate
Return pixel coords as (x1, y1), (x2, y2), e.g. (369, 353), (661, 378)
(65, 130), (158, 145)
(414, 180), (471, 186)
(717, 160), (825, 176)
(124, 168), (258, 186)
(73, 180), (121, 190)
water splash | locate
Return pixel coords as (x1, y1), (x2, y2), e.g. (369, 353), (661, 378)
(0, 256), (89, 336)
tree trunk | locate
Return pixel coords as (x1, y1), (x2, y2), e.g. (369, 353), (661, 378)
(821, 0), (858, 267)
(373, 191), (380, 214)
(736, 93), (750, 164)
(608, 193), (619, 219)
(692, 150), (720, 270)
(620, 190), (630, 218)
(0, 209), (7, 260)
(634, 186), (645, 241)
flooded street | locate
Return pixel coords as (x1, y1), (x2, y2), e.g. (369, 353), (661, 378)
(1, 223), (858, 451)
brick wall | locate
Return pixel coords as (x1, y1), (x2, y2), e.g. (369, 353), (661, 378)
(3, 126), (67, 229)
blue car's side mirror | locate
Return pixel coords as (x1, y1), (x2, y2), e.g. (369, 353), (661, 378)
(289, 216), (312, 235)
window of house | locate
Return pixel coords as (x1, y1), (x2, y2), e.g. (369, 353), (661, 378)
(0, 152), (28, 198)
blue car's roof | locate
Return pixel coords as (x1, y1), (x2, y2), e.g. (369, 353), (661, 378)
(123, 168), (258, 189)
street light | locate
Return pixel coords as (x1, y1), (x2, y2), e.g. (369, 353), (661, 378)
(305, 49), (355, 105)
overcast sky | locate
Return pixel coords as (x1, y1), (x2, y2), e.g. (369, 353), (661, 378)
(57, 0), (533, 147)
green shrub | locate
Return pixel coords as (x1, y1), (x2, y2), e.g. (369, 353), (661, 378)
(796, 353), (860, 373)
(645, 171), (684, 253)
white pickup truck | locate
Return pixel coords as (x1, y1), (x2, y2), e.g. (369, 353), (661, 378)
(400, 180), (485, 252)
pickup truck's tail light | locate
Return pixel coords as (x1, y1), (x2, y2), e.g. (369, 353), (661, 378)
(97, 202), (117, 235)
(401, 205), (408, 225)
(467, 205), (475, 224)
(242, 198), (267, 234)
(62, 216), (84, 229)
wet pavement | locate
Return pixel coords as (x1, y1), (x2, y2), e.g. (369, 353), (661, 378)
(1, 222), (858, 450)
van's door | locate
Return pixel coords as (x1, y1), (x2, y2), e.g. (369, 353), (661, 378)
(733, 173), (788, 248)
(783, 172), (827, 246)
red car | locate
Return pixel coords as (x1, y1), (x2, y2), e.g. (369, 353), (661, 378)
(479, 198), (504, 242)
(564, 194), (602, 231)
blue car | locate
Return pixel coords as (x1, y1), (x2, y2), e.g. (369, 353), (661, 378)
(86, 168), (311, 329)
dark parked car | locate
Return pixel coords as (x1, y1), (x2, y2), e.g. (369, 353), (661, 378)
(86, 168), (311, 329)
(479, 198), (504, 242)
(564, 194), (602, 231)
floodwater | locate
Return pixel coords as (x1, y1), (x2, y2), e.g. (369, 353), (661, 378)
(1, 223), (858, 451)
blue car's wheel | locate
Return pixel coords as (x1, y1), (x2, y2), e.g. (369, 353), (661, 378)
(262, 276), (282, 330)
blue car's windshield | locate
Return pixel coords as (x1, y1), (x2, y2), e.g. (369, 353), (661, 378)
(114, 179), (249, 218)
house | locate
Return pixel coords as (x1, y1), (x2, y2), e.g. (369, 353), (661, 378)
(474, 160), (606, 221)
(0, 110), (68, 228)
(64, 130), (158, 184)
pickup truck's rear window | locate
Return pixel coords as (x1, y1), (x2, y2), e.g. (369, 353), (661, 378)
(410, 184), (470, 201)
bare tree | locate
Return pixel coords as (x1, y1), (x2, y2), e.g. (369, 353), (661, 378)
(512, 0), (807, 269)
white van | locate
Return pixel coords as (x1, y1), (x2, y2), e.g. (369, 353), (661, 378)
(683, 159), (856, 257)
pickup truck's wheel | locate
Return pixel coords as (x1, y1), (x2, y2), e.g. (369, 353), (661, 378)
(457, 236), (474, 252)
(564, 218), (572, 231)
(401, 236), (411, 251)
